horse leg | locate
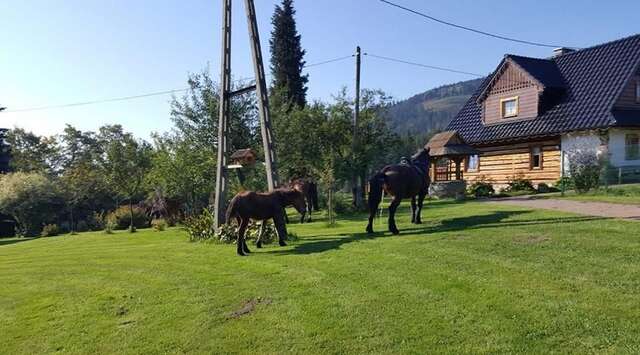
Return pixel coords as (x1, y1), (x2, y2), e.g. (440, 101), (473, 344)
(256, 220), (266, 249)
(388, 196), (402, 235)
(284, 208), (290, 224)
(306, 195), (312, 223)
(416, 191), (427, 225)
(273, 213), (288, 247)
(237, 218), (249, 256)
(410, 196), (417, 224)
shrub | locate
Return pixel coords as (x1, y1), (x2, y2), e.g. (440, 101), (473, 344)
(151, 218), (167, 232)
(75, 220), (90, 233)
(185, 208), (216, 242)
(185, 209), (280, 245)
(555, 176), (575, 191)
(467, 176), (495, 198)
(104, 219), (116, 234)
(86, 212), (106, 231)
(106, 206), (150, 230)
(41, 224), (59, 237)
(568, 150), (601, 193)
(333, 194), (356, 215)
(0, 173), (65, 237)
(506, 173), (536, 193)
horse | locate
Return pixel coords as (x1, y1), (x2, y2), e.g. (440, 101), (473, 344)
(287, 178), (319, 223)
(226, 188), (307, 256)
(366, 148), (431, 235)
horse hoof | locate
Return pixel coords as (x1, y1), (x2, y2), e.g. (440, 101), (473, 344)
(256, 243), (263, 249)
(415, 221), (423, 225)
(237, 251), (246, 256)
(390, 229), (400, 235)
(279, 241), (287, 247)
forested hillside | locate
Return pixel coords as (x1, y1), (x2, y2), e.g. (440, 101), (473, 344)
(388, 78), (484, 136)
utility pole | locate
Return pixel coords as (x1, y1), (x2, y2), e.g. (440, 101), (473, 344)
(213, 0), (279, 230)
(245, 0), (279, 192)
(352, 46), (363, 208)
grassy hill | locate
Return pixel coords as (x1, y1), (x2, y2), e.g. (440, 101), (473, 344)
(2, 201), (640, 353)
(388, 78), (484, 136)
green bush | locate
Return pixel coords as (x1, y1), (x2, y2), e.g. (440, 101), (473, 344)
(568, 151), (601, 193)
(41, 224), (59, 237)
(86, 212), (105, 231)
(151, 218), (167, 232)
(104, 219), (116, 234)
(186, 209), (280, 245)
(0, 173), (65, 237)
(555, 176), (574, 191)
(333, 194), (356, 215)
(75, 220), (90, 233)
(185, 209), (216, 242)
(506, 174), (536, 193)
(467, 176), (495, 198)
(106, 206), (150, 230)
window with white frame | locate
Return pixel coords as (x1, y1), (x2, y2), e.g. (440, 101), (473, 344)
(626, 133), (640, 160)
(500, 96), (519, 118)
(467, 154), (479, 171)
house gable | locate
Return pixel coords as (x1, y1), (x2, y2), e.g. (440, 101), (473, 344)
(615, 67), (640, 110)
(480, 62), (542, 125)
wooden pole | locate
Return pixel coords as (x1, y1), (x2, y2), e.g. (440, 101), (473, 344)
(245, 0), (279, 191)
(352, 46), (363, 208)
(213, 0), (232, 230)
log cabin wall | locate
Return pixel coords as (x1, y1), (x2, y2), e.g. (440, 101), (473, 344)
(462, 138), (562, 187)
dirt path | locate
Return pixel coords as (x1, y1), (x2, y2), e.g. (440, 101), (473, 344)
(488, 196), (640, 221)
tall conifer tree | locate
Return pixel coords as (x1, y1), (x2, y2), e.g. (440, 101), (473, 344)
(269, 0), (308, 109)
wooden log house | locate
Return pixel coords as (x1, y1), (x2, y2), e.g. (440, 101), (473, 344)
(446, 35), (640, 187)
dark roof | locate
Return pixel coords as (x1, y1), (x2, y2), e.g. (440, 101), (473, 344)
(508, 55), (566, 89)
(448, 34), (640, 145)
(230, 148), (257, 160)
(426, 131), (478, 157)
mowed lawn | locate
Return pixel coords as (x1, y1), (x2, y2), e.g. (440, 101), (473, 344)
(547, 184), (640, 205)
(1, 201), (640, 354)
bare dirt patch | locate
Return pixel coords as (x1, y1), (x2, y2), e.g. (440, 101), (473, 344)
(226, 297), (272, 320)
(513, 235), (550, 245)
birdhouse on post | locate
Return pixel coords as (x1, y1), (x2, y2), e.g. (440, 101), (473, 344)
(229, 148), (257, 169)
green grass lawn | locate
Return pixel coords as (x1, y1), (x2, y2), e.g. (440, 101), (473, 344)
(2, 201), (640, 354)
(545, 184), (640, 205)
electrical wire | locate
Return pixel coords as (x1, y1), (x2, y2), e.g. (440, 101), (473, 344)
(378, 0), (577, 49)
(364, 53), (485, 77)
(2, 54), (356, 113)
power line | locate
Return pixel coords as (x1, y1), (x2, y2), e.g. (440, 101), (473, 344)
(2, 54), (355, 113)
(304, 55), (355, 68)
(378, 0), (577, 49)
(3, 89), (190, 113)
(364, 53), (485, 77)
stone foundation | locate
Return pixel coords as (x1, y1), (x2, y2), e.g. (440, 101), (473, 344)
(429, 181), (467, 200)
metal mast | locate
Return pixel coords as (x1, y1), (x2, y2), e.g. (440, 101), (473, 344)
(213, 0), (279, 230)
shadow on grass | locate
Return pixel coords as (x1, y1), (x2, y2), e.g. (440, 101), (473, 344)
(0, 238), (36, 247)
(271, 211), (607, 256)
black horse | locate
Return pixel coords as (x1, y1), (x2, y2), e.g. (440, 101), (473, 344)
(366, 148), (430, 235)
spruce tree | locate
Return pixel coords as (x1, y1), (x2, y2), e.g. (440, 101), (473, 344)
(269, 0), (308, 109)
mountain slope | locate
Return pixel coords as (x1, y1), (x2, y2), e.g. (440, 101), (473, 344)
(388, 78), (484, 136)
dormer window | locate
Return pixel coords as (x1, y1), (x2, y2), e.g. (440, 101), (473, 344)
(500, 96), (519, 118)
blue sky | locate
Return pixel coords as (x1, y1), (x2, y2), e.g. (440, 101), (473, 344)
(1, 0), (639, 138)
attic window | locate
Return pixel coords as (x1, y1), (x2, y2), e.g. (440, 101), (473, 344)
(500, 96), (519, 118)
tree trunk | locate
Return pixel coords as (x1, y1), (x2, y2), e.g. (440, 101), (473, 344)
(129, 198), (134, 233)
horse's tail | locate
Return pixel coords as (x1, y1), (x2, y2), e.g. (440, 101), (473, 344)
(225, 196), (239, 225)
(368, 171), (386, 215)
(310, 182), (319, 211)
